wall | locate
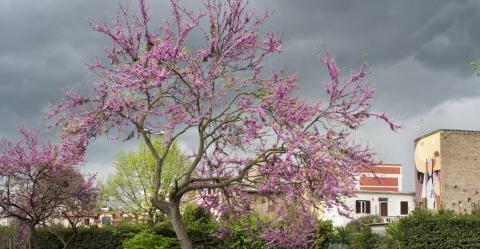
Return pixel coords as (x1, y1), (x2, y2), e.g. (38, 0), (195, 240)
(322, 192), (415, 227)
(358, 164), (402, 192)
(440, 130), (480, 212)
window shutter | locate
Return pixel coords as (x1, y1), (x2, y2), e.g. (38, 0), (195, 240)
(355, 201), (361, 213)
(400, 201), (408, 215)
(366, 201), (371, 214)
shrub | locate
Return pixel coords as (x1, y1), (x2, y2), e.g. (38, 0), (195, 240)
(312, 220), (335, 249)
(382, 222), (401, 249)
(1, 209), (358, 249)
(36, 225), (143, 249)
(332, 226), (351, 249)
(182, 204), (223, 248)
(34, 222), (199, 249)
(396, 208), (480, 249)
(329, 220), (380, 249)
(123, 230), (178, 249)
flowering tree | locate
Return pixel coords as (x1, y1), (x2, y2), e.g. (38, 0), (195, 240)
(41, 168), (98, 249)
(48, 0), (398, 248)
(0, 127), (97, 249)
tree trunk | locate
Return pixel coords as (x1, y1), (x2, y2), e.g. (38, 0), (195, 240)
(29, 225), (38, 249)
(169, 201), (193, 249)
(147, 208), (156, 226)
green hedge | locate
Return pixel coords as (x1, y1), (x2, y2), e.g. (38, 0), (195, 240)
(396, 209), (480, 249)
(34, 221), (222, 249)
(36, 225), (142, 249)
(34, 206), (225, 249)
(5, 205), (355, 249)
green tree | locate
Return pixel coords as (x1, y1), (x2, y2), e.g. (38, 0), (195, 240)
(385, 222), (402, 249)
(101, 139), (188, 224)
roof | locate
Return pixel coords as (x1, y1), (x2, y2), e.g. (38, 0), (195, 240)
(375, 163), (401, 167)
(414, 129), (480, 142)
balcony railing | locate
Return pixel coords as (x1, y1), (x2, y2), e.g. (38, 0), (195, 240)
(383, 216), (400, 223)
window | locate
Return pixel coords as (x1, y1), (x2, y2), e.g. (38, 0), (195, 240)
(400, 201), (409, 215)
(101, 216), (111, 225)
(355, 200), (371, 214)
(83, 218), (90, 226)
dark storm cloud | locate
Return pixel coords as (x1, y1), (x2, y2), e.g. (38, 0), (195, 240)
(262, 0), (480, 71)
(250, 0), (480, 118)
(1, 0), (480, 191)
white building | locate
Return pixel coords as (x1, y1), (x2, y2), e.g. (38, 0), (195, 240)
(322, 164), (415, 227)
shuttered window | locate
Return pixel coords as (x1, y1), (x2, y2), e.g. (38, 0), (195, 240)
(355, 200), (371, 214)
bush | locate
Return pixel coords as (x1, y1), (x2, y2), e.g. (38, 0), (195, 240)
(312, 220), (335, 249)
(345, 221), (379, 249)
(123, 230), (178, 249)
(2, 207), (376, 249)
(36, 225), (143, 249)
(182, 204), (223, 248)
(395, 208), (480, 249)
(328, 220), (381, 249)
(121, 207), (268, 249)
(217, 214), (268, 249)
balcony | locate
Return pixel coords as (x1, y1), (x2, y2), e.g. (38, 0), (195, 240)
(382, 215), (400, 223)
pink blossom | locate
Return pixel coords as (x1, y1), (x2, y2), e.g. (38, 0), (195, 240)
(47, 1), (399, 248)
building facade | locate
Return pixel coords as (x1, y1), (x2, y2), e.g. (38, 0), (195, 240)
(323, 164), (415, 227)
(414, 129), (480, 213)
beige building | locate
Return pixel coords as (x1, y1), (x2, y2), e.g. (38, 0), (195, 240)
(414, 129), (480, 213)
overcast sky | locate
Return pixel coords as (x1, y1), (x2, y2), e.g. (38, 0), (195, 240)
(1, 0), (480, 191)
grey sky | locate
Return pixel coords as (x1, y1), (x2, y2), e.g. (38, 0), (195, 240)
(1, 0), (480, 191)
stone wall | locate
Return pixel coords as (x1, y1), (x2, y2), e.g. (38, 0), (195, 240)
(440, 130), (480, 212)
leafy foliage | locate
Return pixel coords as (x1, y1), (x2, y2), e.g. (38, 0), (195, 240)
(470, 60), (480, 77)
(123, 230), (178, 249)
(344, 221), (379, 249)
(33, 206), (264, 249)
(36, 225), (141, 249)
(101, 139), (188, 224)
(312, 220), (335, 249)
(219, 215), (268, 249)
(394, 208), (480, 249)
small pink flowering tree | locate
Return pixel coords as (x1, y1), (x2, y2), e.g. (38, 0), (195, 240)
(41, 168), (98, 249)
(48, 0), (398, 248)
(0, 127), (97, 249)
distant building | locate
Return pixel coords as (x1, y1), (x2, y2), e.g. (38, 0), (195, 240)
(414, 129), (480, 213)
(94, 209), (139, 227)
(31, 209), (143, 229)
(322, 164), (415, 227)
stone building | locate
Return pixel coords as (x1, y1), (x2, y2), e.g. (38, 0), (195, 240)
(414, 129), (480, 213)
